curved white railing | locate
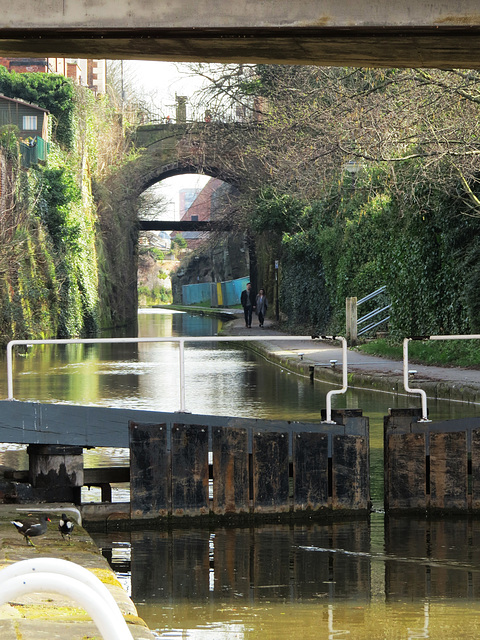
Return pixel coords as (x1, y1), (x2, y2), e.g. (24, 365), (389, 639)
(403, 334), (480, 421)
(0, 558), (134, 640)
(324, 336), (348, 423)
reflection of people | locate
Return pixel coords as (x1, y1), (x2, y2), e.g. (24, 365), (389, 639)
(256, 288), (268, 327)
(240, 282), (256, 328)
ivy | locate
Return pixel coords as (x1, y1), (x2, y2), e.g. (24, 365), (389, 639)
(256, 161), (480, 337)
(0, 66), (75, 148)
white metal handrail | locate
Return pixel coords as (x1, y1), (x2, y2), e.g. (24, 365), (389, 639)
(403, 334), (480, 421)
(7, 334), (349, 420)
(324, 337), (348, 423)
(0, 558), (134, 640)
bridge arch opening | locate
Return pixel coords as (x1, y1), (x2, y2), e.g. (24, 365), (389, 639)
(137, 169), (248, 307)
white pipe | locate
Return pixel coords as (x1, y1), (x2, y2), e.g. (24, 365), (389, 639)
(429, 334), (480, 341)
(403, 338), (430, 422)
(6, 340), (13, 401)
(0, 558), (119, 611)
(178, 339), (186, 412)
(324, 337), (348, 423)
(0, 573), (133, 640)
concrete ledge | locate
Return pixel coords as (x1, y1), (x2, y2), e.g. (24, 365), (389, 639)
(0, 504), (155, 639)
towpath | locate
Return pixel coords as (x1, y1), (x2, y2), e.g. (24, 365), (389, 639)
(219, 309), (480, 402)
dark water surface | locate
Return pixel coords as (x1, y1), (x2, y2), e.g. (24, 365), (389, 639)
(3, 309), (480, 638)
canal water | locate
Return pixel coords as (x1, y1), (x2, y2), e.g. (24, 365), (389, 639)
(3, 308), (480, 638)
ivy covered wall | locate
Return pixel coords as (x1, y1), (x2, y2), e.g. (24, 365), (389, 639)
(254, 163), (480, 338)
(0, 69), (139, 345)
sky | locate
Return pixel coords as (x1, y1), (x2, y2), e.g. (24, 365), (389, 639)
(125, 60), (212, 220)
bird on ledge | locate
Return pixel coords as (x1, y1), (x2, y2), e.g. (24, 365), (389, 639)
(58, 513), (74, 542)
(11, 514), (51, 546)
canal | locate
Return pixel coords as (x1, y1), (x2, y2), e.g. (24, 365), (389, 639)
(2, 308), (480, 638)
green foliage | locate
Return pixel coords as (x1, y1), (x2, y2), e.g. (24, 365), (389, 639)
(0, 66), (75, 147)
(0, 124), (19, 160)
(138, 285), (172, 306)
(148, 247), (165, 261)
(257, 161), (480, 336)
(172, 234), (187, 249)
(358, 338), (480, 368)
(253, 187), (305, 235)
(38, 168), (82, 250)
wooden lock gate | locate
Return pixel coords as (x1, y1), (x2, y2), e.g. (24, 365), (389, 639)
(385, 408), (480, 512)
(129, 409), (370, 521)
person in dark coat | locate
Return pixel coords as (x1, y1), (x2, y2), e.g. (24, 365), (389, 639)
(240, 282), (256, 328)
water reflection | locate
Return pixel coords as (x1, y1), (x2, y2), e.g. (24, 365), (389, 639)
(92, 514), (480, 639)
(129, 522), (370, 605)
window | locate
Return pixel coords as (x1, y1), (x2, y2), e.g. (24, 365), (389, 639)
(22, 115), (38, 130)
(191, 215), (199, 221)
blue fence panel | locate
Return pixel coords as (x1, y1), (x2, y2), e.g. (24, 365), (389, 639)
(182, 282), (212, 305)
(182, 276), (249, 307)
(223, 277), (249, 307)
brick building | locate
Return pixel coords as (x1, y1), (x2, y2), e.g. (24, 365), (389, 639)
(0, 58), (106, 95)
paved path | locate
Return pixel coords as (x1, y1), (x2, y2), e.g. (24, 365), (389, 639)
(223, 311), (480, 391)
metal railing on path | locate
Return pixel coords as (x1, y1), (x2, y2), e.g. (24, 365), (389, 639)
(403, 334), (480, 422)
(7, 335), (348, 423)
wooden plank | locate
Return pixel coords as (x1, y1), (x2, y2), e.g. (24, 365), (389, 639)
(84, 467), (130, 484)
(293, 432), (328, 511)
(129, 422), (169, 519)
(253, 431), (289, 513)
(171, 423), (209, 516)
(212, 426), (249, 515)
(430, 431), (467, 510)
(471, 429), (480, 510)
(332, 435), (369, 510)
(386, 433), (426, 510)
(0, 399), (349, 448)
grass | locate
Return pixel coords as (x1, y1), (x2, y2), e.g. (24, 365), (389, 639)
(356, 338), (480, 368)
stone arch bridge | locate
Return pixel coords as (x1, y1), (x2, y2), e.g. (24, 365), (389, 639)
(130, 122), (241, 232)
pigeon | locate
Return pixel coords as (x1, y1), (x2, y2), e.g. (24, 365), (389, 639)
(11, 514), (51, 546)
(58, 513), (74, 541)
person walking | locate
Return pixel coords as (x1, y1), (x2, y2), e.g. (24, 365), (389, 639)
(256, 288), (268, 327)
(240, 282), (256, 328)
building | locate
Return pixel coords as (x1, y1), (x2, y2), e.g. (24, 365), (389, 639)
(0, 58), (106, 95)
(0, 94), (49, 140)
(179, 178), (232, 249)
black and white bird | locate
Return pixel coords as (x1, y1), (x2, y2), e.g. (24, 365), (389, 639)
(11, 514), (51, 546)
(58, 512), (74, 541)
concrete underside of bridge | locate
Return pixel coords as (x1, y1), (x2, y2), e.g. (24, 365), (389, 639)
(3, 1), (480, 68)
(3, 28), (480, 69)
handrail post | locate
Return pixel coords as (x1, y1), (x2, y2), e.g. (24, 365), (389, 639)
(345, 297), (357, 346)
(324, 337), (348, 423)
(7, 340), (15, 400)
(403, 338), (430, 422)
(178, 339), (186, 412)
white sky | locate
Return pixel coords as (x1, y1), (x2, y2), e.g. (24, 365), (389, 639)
(126, 60), (211, 220)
